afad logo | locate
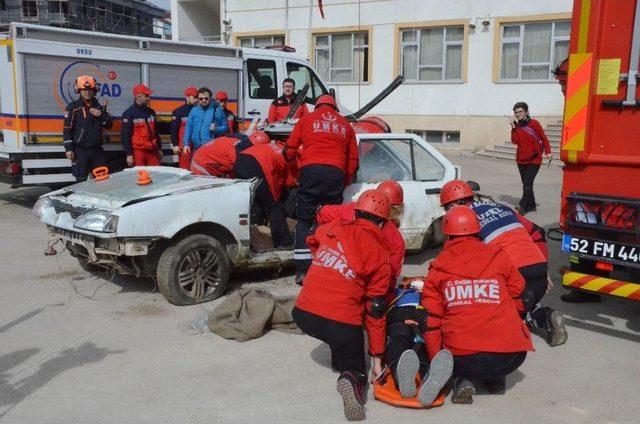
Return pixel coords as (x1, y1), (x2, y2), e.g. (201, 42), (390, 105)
(53, 61), (121, 111)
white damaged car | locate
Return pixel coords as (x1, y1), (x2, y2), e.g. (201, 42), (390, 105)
(33, 133), (458, 305)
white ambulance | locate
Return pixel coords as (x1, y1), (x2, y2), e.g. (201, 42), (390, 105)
(0, 23), (333, 186)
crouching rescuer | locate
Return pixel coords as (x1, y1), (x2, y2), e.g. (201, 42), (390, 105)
(439, 180), (567, 347)
(293, 189), (392, 421)
(422, 206), (534, 404)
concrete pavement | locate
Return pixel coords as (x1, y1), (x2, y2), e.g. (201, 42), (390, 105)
(1, 153), (638, 424)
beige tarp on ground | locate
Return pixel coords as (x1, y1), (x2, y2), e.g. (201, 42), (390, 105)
(207, 288), (302, 341)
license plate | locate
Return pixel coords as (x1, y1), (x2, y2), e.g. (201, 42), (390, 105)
(562, 234), (640, 265)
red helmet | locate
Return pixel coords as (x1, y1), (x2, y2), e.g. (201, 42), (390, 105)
(440, 180), (474, 207)
(443, 205), (481, 236)
(249, 131), (270, 145)
(75, 75), (96, 92)
(184, 86), (198, 97)
(354, 189), (391, 220)
(377, 180), (403, 205)
(215, 91), (229, 101)
(315, 94), (338, 111)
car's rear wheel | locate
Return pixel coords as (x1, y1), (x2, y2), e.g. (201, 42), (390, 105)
(157, 234), (230, 305)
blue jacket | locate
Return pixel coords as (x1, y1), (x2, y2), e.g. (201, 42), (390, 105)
(184, 101), (229, 150)
(470, 198), (524, 243)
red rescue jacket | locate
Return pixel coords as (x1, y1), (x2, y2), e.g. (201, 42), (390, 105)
(240, 143), (288, 201)
(316, 202), (405, 282)
(285, 106), (359, 184)
(121, 103), (160, 154)
(190, 136), (240, 177)
(268, 94), (309, 123)
(516, 213), (548, 259)
(422, 236), (533, 359)
(295, 219), (392, 356)
(511, 118), (551, 165)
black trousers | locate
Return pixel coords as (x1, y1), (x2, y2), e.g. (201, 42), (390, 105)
(72, 145), (107, 182)
(518, 262), (548, 312)
(294, 165), (345, 274)
(234, 155), (292, 248)
(517, 163), (540, 212)
(453, 351), (527, 380)
(292, 307), (366, 376)
(384, 326), (429, 384)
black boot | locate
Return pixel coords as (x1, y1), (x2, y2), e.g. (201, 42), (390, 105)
(451, 377), (475, 404)
(529, 306), (568, 346)
(295, 270), (307, 286)
(336, 371), (366, 421)
(561, 290), (601, 303)
(483, 377), (506, 394)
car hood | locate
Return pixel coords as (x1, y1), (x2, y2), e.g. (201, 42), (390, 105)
(47, 167), (241, 211)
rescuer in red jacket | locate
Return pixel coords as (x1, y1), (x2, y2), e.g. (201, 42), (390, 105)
(189, 133), (253, 177)
(285, 94), (359, 285)
(422, 205), (534, 404)
(439, 180), (567, 347)
(121, 84), (163, 167)
(233, 131), (292, 248)
(215, 91), (239, 134)
(510, 101), (552, 215)
(293, 189), (392, 422)
(170, 86), (198, 169)
(267, 78), (309, 123)
(316, 180), (406, 284)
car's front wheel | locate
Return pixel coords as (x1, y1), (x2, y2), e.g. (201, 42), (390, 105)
(157, 234), (230, 305)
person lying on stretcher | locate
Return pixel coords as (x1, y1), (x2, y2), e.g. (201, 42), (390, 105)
(373, 277), (454, 407)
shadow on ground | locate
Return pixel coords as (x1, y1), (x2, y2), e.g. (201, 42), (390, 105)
(0, 187), (49, 210)
(0, 342), (124, 420)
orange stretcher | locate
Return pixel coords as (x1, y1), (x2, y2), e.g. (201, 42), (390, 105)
(373, 369), (446, 409)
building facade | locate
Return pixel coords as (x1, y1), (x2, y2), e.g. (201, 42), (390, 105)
(172, 0), (572, 150)
(0, 0), (166, 38)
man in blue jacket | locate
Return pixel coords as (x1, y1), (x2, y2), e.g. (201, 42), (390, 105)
(182, 87), (228, 154)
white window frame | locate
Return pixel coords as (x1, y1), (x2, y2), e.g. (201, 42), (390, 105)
(314, 32), (369, 84)
(238, 35), (285, 48)
(400, 26), (464, 82)
(499, 20), (570, 82)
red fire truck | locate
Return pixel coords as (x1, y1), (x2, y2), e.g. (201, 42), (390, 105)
(560, 0), (640, 302)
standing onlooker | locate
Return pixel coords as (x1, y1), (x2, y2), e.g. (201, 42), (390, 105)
(267, 78), (309, 123)
(215, 91), (239, 134)
(170, 86), (198, 169)
(510, 101), (551, 215)
(63, 75), (113, 182)
(285, 95), (359, 285)
(121, 84), (162, 167)
(182, 87), (228, 155)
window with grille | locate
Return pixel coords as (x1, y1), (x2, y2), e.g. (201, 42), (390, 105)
(407, 129), (461, 144)
(314, 32), (369, 83)
(239, 35), (285, 48)
(500, 21), (570, 81)
(400, 26), (464, 81)
(22, 1), (38, 19)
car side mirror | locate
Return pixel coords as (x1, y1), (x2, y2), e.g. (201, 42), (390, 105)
(425, 188), (441, 195)
(466, 180), (481, 191)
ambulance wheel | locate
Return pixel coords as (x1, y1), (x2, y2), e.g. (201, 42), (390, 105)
(157, 234), (230, 306)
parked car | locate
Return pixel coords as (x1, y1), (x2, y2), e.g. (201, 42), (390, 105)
(33, 133), (458, 305)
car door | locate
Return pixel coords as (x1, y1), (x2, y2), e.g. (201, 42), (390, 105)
(243, 55), (280, 129)
(344, 133), (458, 251)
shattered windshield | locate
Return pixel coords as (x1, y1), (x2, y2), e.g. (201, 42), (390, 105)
(356, 138), (445, 183)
